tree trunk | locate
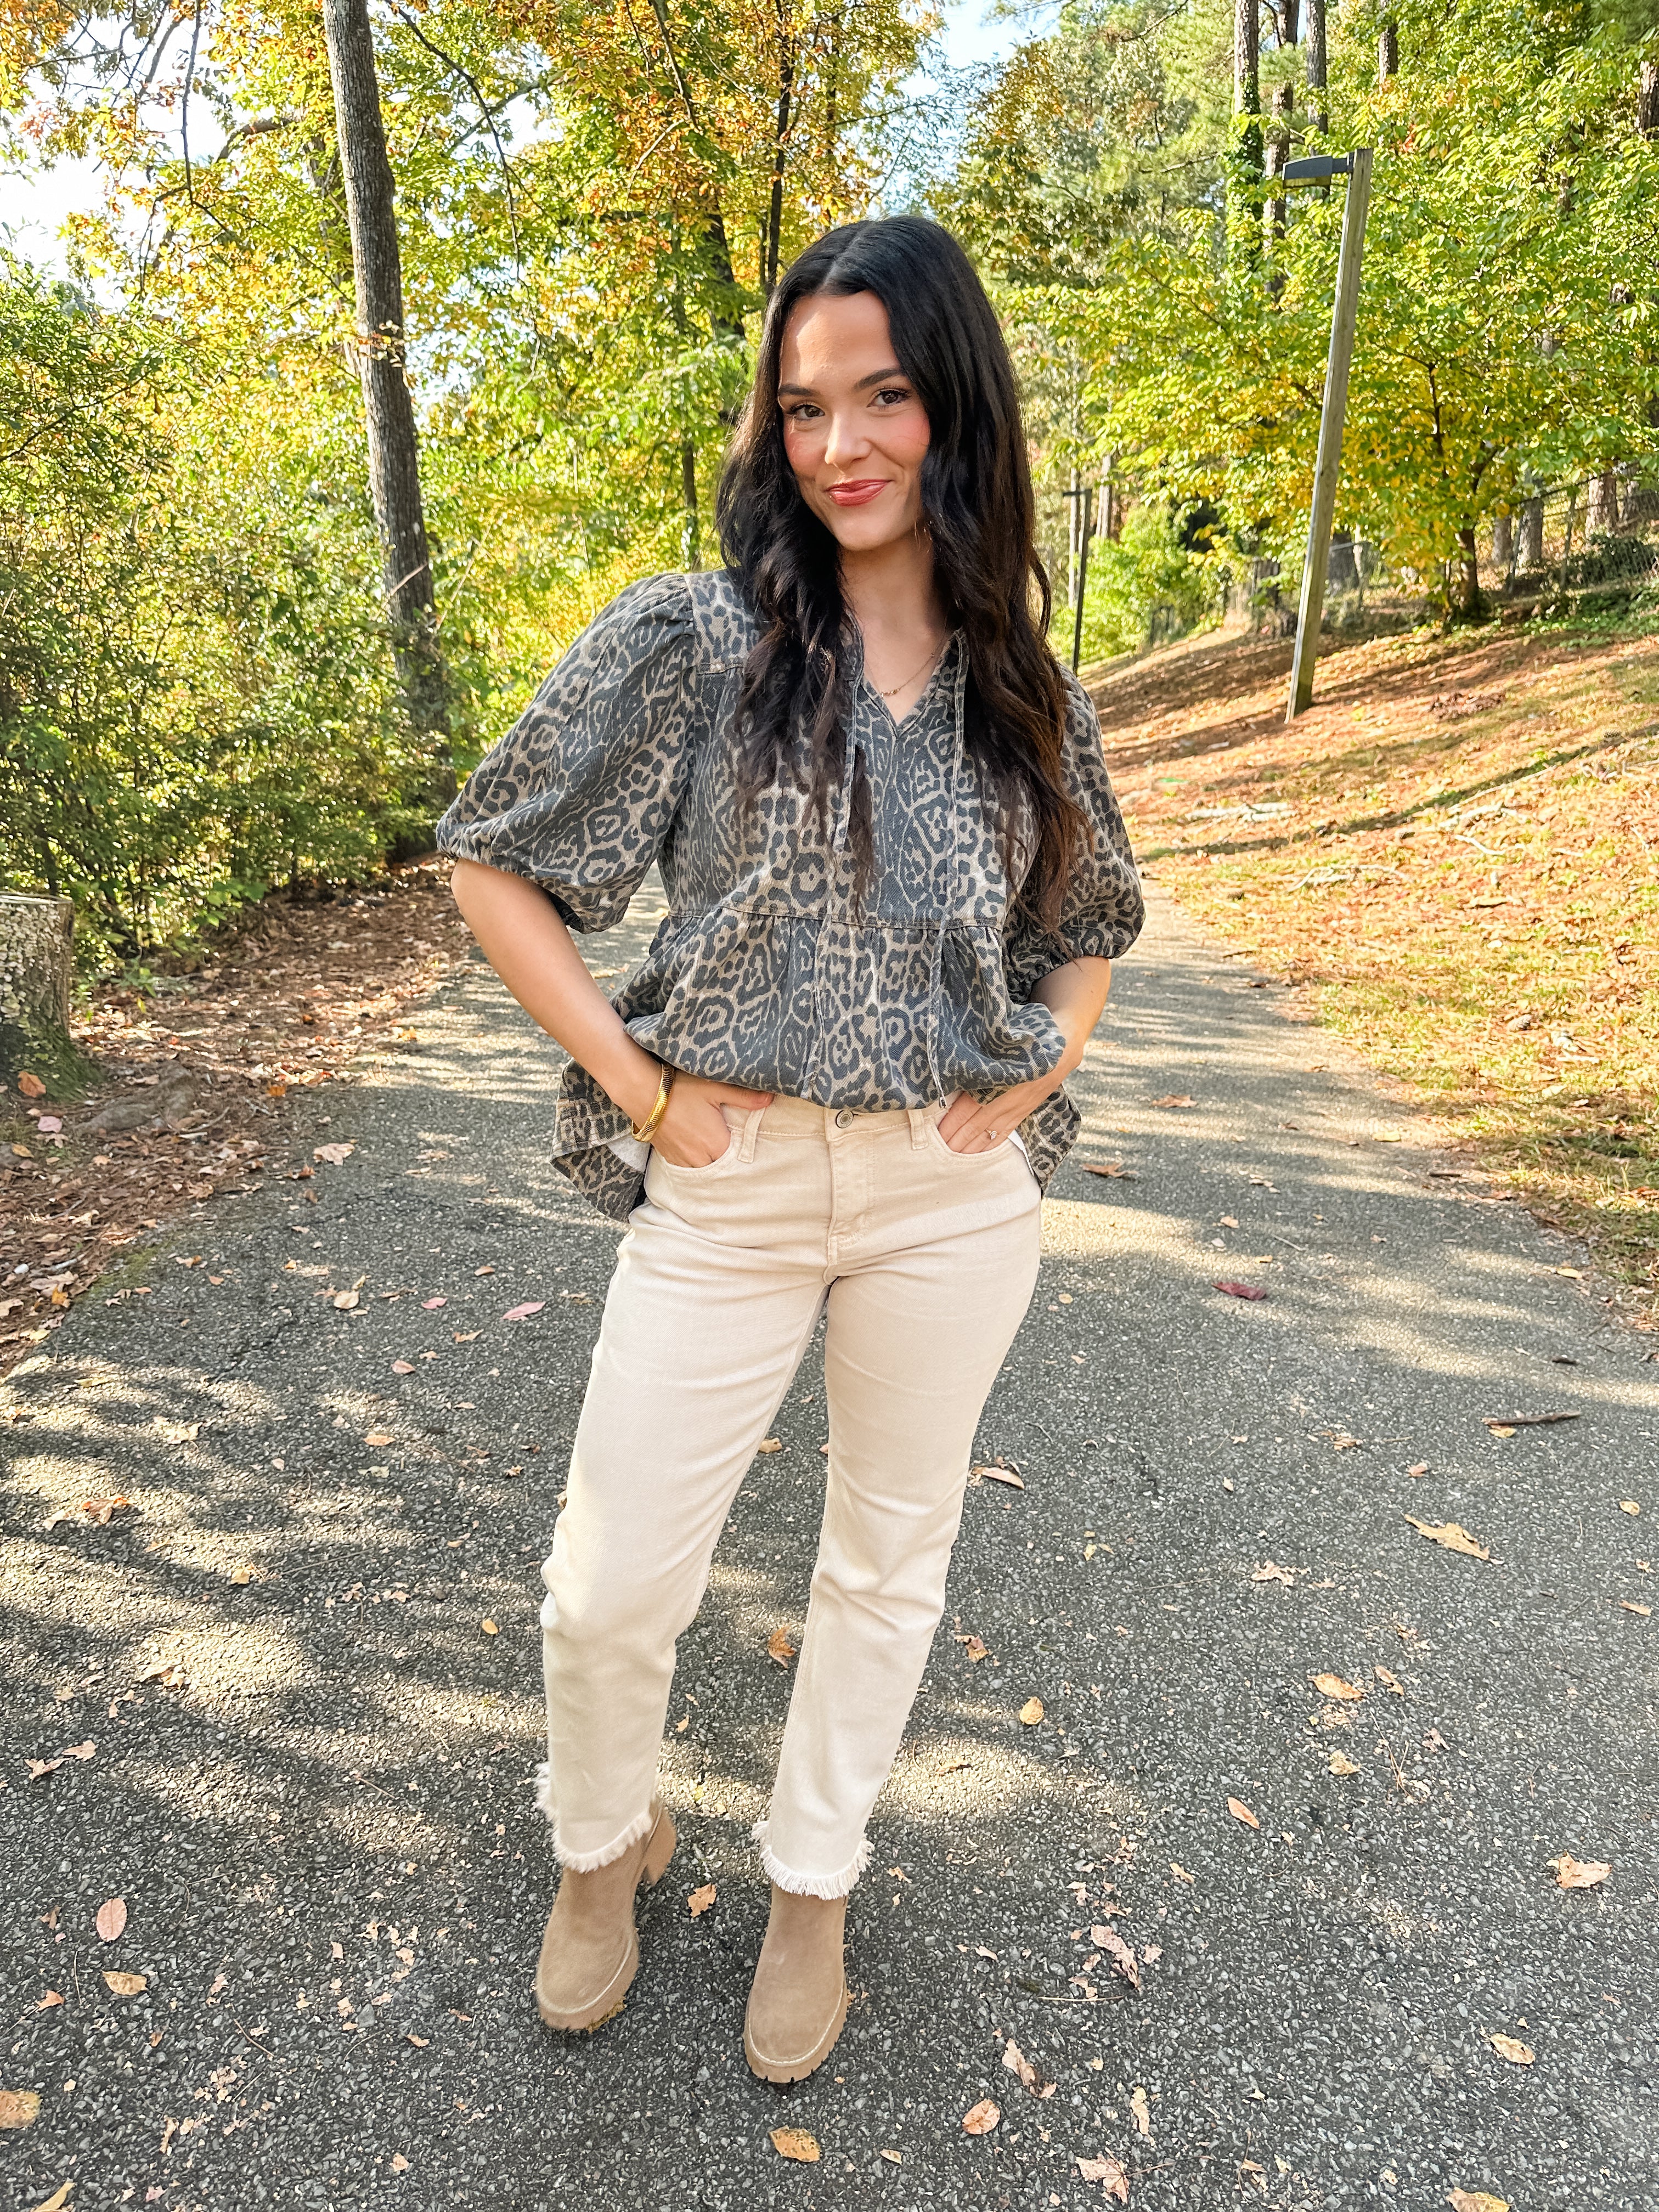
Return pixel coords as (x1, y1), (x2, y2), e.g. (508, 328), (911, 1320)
(1639, 56), (1658, 136)
(1304, 0), (1328, 133)
(1378, 19), (1398, 81)
(1229, 0), (1262, 264)
(1492, 510), (1513, 576)
(321, 0), (453, 808)
(1265, 82), (1293, 280)
(0, 894), (94, 1094)
(763, 13), (795, 301)
(1586, 466), (1620, 534)
(1455, 527), (1483, 617)
(1517, 495), (1544, 570)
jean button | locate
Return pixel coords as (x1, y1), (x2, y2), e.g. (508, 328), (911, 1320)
(835, 1108), (856, 1129)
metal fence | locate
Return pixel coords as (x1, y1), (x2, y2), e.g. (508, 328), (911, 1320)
(1240, 468), (1659, 630)
(1473, 469), (1659, 606)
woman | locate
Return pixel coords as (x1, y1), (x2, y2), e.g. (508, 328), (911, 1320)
(438, 215), (1143, 2084)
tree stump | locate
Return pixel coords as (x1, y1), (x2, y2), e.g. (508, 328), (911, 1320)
(0, 894), (96, 1097)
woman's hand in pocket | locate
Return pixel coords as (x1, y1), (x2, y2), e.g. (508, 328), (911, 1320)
(651, 1074), (773, 1167)
(936, 1075), (1059, 1154)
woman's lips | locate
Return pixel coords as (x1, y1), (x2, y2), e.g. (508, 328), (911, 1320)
(825, 479), (889, 507)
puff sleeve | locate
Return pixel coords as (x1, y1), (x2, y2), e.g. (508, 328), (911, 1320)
(1003, 669), (1145, 1000)
(436, 571), (697, 932)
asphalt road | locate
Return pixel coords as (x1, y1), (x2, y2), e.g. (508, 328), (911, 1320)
(3, 885), (1656, 2212)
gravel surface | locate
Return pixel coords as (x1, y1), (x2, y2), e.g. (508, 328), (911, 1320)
(3, 887), (1655, 2212)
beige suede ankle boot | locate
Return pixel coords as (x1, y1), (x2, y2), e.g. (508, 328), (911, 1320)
(534, 1798), (677, 2033)
(743, 1885), (850, 2083)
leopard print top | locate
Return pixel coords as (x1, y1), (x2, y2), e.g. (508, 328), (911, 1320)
(436, 568), (1144, 1220)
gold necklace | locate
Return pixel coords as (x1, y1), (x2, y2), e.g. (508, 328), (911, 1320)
(874, 636), (947, 699)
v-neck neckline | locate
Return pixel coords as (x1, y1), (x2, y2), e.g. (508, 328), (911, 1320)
(861, 633), (958, 735)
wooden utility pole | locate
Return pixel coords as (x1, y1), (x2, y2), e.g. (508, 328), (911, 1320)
(1285, 146), (1374, 720)
(322, 0), (452, 796)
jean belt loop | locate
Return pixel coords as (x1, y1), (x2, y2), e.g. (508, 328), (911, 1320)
(739, 1105), (766, 1164)
(907, 1107), (929, 1150)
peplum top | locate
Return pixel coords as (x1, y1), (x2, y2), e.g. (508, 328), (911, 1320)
(435, 567), (1144, 1220)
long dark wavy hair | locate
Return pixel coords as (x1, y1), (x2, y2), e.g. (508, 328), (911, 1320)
(714, 216), (1088, 930)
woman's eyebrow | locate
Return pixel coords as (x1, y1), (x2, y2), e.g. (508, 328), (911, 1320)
(776, 366), (907, 399)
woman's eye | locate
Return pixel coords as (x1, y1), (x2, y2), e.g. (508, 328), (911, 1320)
(783, 403), (823, 424)
(873, 386), (912, 408)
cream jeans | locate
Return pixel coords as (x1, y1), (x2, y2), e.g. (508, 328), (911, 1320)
(535, 1094), (1042, 1896)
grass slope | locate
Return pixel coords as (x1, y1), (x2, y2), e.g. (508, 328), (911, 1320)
(1096, 613), (1659, 1323)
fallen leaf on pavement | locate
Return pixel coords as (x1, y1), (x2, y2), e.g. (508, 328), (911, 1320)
(1152, 1094), (1195, 1108)
(1620, 1600), (1652, 1616)
(766, 1626), (797, 1667)
(229, 1566), (255, 1585)
(1214, 1280), (1268, 1300)
(1082, 1161), (1136, 1178)
(314, 1143), (355, 1166)
(332, 1290), (359, 1311)
(95, 1898), (127, 1943)
(1481, 1410), (1578, 1429)
(1227, 1797), (1261, 1830)
(78, 1497), (130, 1525)
(35, 1992), (64, 2010)
(1446, 2193), (1510, 2212)
(1489, 2034), (1533, 2065)
(1312, 1673), (1365, 1702)
(976, 1463), (1025, 1489)
(1405, 1516), (1492, 1561)
(0, 2089), (42, 2128)
(1407, 1461), (1430, 1477)
(104, 1971), (148, 1997)
(1169, 1863), (1193, 1883)
(1095, 1926), (1141, 1990)
(422, 1297), (446, 1310)
(1375, 1666), (1404, 1696)
(481, 1618), (499, 1637)
(1251, 1562), (1295, 1584)
(770, 2128), (820, 2162)
(364, 1432), (392, 1448)
(879, 2148), (903, 2164)
(1619, 1499), (1640, 1515)
(961, 2100), (1001, 2135)
(1550, 1853), (1610, 1890)
(391, 1360), (415, 1374)
(1078, 2154), (1131, 2200)
(26, 1758), (61, 1779)
(1019, 1697), (1045, 1725)
(502, 1302), (545, 1322)
(391, 2153), (409, 2172)
(687, 1884), (716, 1917)
(1002, 2037), (1057, 2097)
(1328, 1751), (1361, 1776)
(1129, 2085), (1152, 2136)
(956, 1633), (991, 1662)
(755, 1437), (783, 1454)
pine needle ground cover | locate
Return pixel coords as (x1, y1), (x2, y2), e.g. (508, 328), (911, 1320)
(1098, 617), (1659, 1322)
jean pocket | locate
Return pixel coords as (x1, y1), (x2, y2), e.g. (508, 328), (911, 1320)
(926, 1105), (1016, 1166)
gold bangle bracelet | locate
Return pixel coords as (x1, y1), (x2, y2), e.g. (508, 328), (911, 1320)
(630, 1064), (675, 1144)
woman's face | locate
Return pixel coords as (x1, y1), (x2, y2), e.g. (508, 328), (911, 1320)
(777, 289), (932, 554)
